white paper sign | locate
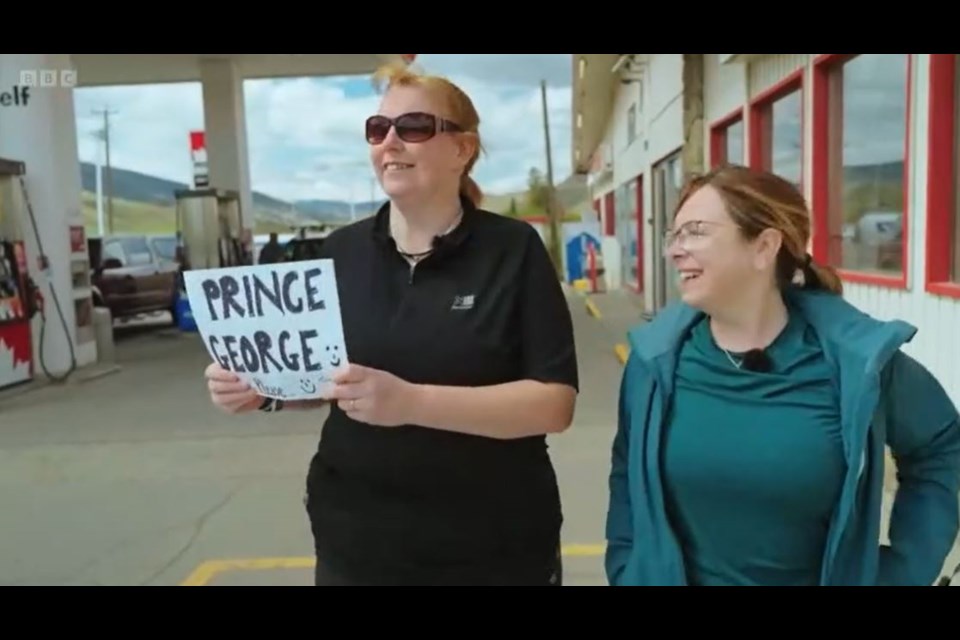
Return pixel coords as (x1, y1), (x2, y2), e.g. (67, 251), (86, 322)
(183, 259), (347, 401)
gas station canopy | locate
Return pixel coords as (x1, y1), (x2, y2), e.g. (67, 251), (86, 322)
(71, 54), (412, 87)
(0, 52), (418, 386)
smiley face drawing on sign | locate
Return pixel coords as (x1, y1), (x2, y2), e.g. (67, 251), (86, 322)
(326, 345), (342, 368)
(299, 378), (317, 395)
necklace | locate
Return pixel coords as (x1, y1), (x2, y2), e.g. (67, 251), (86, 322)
(391, 206), (463, 263)
(722, 348), (743, 369)
(397, 247), (433, 262)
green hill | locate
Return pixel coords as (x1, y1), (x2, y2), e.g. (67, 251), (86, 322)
(76, 161), (593, 236)
(78, 162), (365, 235)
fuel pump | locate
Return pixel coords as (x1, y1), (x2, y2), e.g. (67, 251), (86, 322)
(0, 158), (38, 390)
(0, 157), (76, 389)
(174, 187), (248, 271)
(170, 187), (248, 331)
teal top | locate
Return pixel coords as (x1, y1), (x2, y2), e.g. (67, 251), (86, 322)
(662, 312), (846, 586)
(605, 289), (960, 587)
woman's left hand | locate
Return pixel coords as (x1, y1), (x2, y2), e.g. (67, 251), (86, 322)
(327, 363), (420, 427)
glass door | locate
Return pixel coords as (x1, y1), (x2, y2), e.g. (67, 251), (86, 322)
(651, 150), (683, 315)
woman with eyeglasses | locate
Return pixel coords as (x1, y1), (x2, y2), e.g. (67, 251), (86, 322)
(606, 164), (960, 586)
(204, 61), (579, 585)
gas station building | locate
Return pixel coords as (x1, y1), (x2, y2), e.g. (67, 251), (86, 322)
(0, 54), (413, 392)
(573, 54), (960, 407)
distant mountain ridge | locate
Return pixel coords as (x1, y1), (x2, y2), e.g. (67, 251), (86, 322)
(843, 160), (904, 184)
(78, 162), (379, 224)
(78, 159), (904, 229)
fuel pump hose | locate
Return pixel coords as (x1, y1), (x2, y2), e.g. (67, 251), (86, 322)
(17, 175), (77, 383)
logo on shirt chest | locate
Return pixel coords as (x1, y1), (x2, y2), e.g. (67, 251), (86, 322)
(451, 294), (475, 311)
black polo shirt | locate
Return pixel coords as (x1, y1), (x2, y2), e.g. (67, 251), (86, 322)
(304, 195), (579, 583)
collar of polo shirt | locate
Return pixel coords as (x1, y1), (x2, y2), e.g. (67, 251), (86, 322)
(372, 193), (476, 260)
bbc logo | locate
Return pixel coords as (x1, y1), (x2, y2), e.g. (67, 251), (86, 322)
(19, 69), (77, 88)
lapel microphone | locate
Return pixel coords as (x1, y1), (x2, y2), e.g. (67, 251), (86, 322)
(741, 349), (772, 372)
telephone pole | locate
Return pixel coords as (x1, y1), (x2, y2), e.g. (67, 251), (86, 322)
(92, 106), (118, 234)
(540, 80), (563, 278)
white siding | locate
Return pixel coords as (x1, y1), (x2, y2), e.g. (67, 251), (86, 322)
(589, 54), (686, 309)
(590, 112), (618, 203)
(704, 54), (747, 123)
(747, 54), (809, 98)
(647, 54), (684, 165)
(612, 56), (683, 181)
(642, 56), (684, 311)
(613, 78), (644, 185)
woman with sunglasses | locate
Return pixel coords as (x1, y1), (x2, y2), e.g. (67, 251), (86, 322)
(204, 62), (579, 585)
(606, 164), (960, 586)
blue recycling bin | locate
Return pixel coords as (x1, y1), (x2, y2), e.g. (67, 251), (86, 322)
(174, 291), (198, 332)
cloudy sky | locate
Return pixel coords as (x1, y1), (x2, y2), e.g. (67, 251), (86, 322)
(72, 54), (573, 203)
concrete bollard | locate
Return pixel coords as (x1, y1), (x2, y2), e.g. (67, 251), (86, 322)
(93, 306), (115, 364)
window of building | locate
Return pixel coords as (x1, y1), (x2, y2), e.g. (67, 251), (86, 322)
(627, 103), (637, 146)
(925, 54), (960, 298)
(616, 177), (642, 291)
(749, 70), (804, 190)
(710, 108), (744, 167)
(812, 54), (910, 288)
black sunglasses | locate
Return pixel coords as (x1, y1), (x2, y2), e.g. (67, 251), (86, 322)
(365, 111), (463, 144)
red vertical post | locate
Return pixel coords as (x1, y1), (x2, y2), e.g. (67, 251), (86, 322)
(588, 243), (597, 293)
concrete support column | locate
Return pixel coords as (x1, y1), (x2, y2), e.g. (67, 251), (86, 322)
(0, 53), (96, 378)
(682, 54), (706, 181)
(199, 59), (254, 236)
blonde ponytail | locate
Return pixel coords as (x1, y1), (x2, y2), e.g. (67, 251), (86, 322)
(372, 62), (485, 209)
(460, 175), (483, 207)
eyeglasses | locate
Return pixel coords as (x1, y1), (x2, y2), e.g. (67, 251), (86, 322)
(662, 219), (727, 253)
(365, 112), (463, 145)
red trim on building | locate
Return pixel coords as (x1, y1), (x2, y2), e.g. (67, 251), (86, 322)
(748, 68), (805, 190)
(604, 191), (615, 236)
(709, 107), (744, 168)
(925, 54), (960, 299)
(811, 54), (912, 290)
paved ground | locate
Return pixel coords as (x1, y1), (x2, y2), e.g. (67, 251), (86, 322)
(0, 293), (626, 586)
(2, 291), (957, 586)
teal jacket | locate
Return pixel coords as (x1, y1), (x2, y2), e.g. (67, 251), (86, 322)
(606, 288), (960, 586)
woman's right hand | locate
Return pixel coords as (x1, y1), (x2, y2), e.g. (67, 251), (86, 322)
(205, 362), (263, 414)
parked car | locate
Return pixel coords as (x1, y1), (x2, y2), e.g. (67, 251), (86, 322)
(147, 234), (179, 266)
(280, 225), (333, 262)
(89, 234), (181, 322)
(282, 236), (326, 262)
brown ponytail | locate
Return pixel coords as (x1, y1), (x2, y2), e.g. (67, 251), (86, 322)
(678, 165), (844, 296)
(805, 257), (843, 294)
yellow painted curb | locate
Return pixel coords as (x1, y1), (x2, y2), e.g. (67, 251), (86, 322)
(179, 556), (316, 586)
(180, 544), (607, 586)
(585, 299), (602, 319)
(614, 343), (629, 365)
